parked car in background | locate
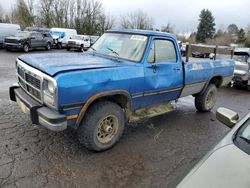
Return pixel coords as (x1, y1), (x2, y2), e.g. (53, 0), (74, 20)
(0, 23), (20, 48)
(4, 31), (53, 52)
(50, 28), (77, 49)
(232, 48), (250, 90)
(177, 107), (250, 188)
(9, 29), (234, 151)
(67, 35), (91, 52)
(191, 51), (210, 58)
(90, 35), (99, 45)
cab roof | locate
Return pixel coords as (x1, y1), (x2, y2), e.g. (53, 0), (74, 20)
(106, 29), (176, 39)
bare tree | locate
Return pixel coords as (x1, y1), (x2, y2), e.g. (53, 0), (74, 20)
(0, 5), (4, 22)
(11, 0), (35, 28)
(161, 23), (174, 33)
(7, 0), (115, 35)
(39, 0), (54, 27)
(98, 13), (115, 35)
(120, 10), (154, 30)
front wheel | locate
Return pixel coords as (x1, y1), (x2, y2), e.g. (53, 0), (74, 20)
(23, 44), (29, 53)
(195, 84), (217, 112)
(46, 42), (51, 50)
(78, 101), (125, 151)
(57, 43), (62, 49)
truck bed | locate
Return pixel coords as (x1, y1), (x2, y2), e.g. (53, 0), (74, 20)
(180, 58), (235, 97)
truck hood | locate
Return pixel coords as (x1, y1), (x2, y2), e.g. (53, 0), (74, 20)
(18, 53), (123, 76)
(5, 36), (23, 41)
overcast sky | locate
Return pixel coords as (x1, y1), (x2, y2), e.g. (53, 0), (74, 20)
(1, 0), (250, 33)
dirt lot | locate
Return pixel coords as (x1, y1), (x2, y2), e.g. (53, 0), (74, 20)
(0, 49), (249, 188)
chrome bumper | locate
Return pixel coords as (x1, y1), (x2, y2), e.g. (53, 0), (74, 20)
(9, 86), (67, 131)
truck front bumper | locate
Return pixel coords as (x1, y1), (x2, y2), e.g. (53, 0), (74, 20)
(9, 86), (67, 131)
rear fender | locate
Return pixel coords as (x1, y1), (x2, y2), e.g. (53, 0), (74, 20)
(194, 75), (222, 96)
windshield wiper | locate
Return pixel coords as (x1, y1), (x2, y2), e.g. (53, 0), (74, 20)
(106, 47), (119, 58)
(240, 136), (250, 143)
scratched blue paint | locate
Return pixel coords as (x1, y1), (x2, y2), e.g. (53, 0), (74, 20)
(184, 59), (235, 84)
(17, 29), (235, 127)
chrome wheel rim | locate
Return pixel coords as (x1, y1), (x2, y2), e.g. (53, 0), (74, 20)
(96, 115), (119, 144)
(206, 90), (215, 109)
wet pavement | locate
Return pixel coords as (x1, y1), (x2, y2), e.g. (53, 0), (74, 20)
(0, 49), (249, 188)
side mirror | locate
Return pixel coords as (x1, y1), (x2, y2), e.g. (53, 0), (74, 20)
(216, 107), (239, 128)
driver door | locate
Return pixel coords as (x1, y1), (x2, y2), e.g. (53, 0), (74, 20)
(143, 37), (183, 106)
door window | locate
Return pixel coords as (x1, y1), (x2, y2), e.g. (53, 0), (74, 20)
(147, 39), (177, 63)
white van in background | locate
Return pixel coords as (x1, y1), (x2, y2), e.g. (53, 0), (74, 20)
(50, 28), (77, 49)
(0, 23), (21, 48)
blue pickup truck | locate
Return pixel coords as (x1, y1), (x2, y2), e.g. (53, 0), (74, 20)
(9, 29), (234, 151)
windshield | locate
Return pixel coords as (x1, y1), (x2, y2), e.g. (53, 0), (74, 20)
(50, 31), (65, 38)
(241, 123), (250, 141)
(90, 33), (148, 62)
(233, 55), (248, 62)
(234, 118), (250, 155)
(15, 31), (30, 38)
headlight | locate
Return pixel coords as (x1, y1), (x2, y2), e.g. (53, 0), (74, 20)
(43, 79), (57, 108)
(48, 81), (55, 94)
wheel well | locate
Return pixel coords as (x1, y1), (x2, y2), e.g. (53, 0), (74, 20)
(77, 94), (132, 125)
(210, 76), (223, 88)
(92, 94), (131, 110)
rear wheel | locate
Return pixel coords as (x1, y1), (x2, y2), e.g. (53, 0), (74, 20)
(23, 44), (29, 53)
(195, 84), (217, 112)
(78, 101), (125, 151)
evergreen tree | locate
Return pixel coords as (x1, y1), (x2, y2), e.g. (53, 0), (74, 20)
(196, 9), (216, 43)
(238, 28), (246, 44)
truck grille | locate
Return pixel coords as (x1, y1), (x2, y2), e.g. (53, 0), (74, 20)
(68, 41), (76, 45)
(17, 63), (42, 102)
(5, 39), (18, 43)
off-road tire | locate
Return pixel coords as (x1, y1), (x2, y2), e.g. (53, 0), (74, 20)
(23, 43), (29, 53)
(78, 101), (125, 151)
(195, 84), (217, 112)
(46, 42), (51, 50)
